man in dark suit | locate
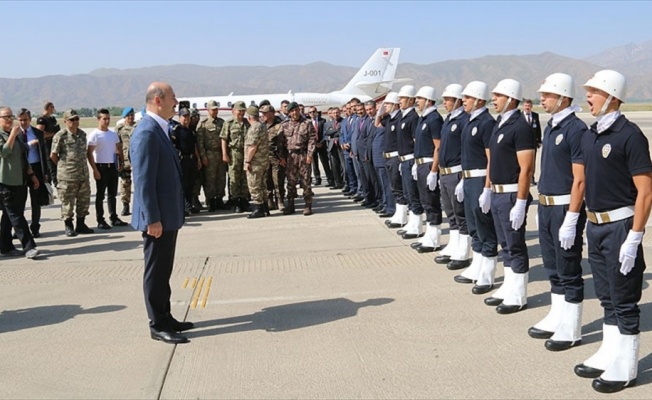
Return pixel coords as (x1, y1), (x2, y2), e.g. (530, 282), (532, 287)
(308, 107), (333, 186)
(130, 82), (193, 344)
(523, 99), (542, 185)
(17, 108), (50, 237)
(323, 107), (344, 189)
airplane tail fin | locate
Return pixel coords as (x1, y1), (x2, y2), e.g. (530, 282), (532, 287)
(335, 48), (401, 99)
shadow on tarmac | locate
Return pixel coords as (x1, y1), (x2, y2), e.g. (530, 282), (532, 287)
(187, 297), (394, 337)
(0, 305), (126, 333)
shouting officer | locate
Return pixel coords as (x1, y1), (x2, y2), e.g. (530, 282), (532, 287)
(527, 73), (588, 353)
(573, 70), (652, 394)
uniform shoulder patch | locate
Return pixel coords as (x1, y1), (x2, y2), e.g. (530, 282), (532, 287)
(602, 143), (611, 158)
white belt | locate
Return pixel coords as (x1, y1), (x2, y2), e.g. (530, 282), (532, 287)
(491, 183), (519, 193)
(383, 151), (399, 159)
(439, 165), (462, 175)
(587, 206), (635, 225)
(416, 157), (434, 165)
(463, 169), (487, 178)
(539, 194), (571, 206)
(399, 153), (414, 162)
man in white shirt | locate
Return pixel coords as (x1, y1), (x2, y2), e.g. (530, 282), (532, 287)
(87, 108), (126, 229)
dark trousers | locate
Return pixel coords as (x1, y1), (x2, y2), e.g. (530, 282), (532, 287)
(401, 159), (423, 214)
(375, 165), (395, 213)
(181, 156), (198, 209)
(491, 192), (531, 273)
(440, 172), (467, 233)
(353, 155), (368, 197)
(143, 229), (178, 328)
(538, 203), (586, 303)
(416, 163), (441, 223)
(386, 157), (406, 205)
(463, 177), (497, 257)
(343, 150), (357, 193)
(327, 146), (344, 187)
(0, 184), (36, 254)
(312, 145), (333, 184)
(362, 159), (379, 203)
(587, 217), (645, 334)
(95, 164), (119, 222)
(28, 161), (46, 233)
(45, 139), (57, 186)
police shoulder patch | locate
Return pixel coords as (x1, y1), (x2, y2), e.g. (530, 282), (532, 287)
(602, 143), (611, 158)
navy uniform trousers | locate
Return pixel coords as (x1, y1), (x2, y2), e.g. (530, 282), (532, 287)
(400, 159), (423, 214)
(386, 156), (406, 205)
(440, 172), (466, 233)
(463, 177), (497, 257)
(491, 192), (531, 273)
(416, 163), (441, 224)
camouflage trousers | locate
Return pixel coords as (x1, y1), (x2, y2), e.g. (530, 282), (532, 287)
(204, 152), (227, 200)
(286, 152), (313, 201)
(266, 157), (286, 203)
(120, 169), (131, 204)
(246, 163), (269, 205)
(228, 151), (249, 199)
(56, 179), (91, 220)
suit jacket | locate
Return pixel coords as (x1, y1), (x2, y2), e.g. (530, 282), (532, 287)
(355, 116), (372, 161)
(29, 127), (51, 179)
(130, 114), (185, 232)
(525, 111), (542, 145)
(323, 117), (342, 152)
(309, 117), (326, 149)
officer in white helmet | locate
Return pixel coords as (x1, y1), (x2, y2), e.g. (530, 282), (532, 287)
(482, 78), (536, 315)
(395, 85), (423, 239)
(380, 92), (408, 227)
(574, 70), (652, 394)
(409, 86), (444, 251)
(454, 81), (499, 295)
(527, 73), (588, 353)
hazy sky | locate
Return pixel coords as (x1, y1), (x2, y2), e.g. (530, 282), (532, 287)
(3, 1), (650, 79)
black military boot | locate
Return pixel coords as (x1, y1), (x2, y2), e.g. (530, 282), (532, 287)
(121, 202), (131, 216)
(234, 198), (244, 213)
(283, 198), (295, 215)
(263, 202), (271, 216)
(215, 197), (227, 210)
(64, 218), (78, 237)
(247, 204), (266, 219)
(242, 199), (252, 212)
(192, 196), (203, 210)
(75, 217), (95, 234)
(208, 198), (218, 212)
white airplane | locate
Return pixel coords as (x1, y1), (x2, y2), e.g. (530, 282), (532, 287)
(177, 47), (404, 117)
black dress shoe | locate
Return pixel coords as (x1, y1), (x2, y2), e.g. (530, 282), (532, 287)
(379, 212), (392, 218)
(410, 242), (422, 249)
(401, 232), (420, 239)
(528, 326), (554, 339)
(574, 364), (604, 379)
(111, 218), (128, 226)
(359, 200), (368, 206)
(365, 202), (379, 209)
(434, 255), (451, 264)
(396, 229), (407, 235)
(169, 319), (195, 332)
(496, 303), (527, 314)
(385, 221), (404, 228)
(472, 284), (493, 295)
(97, 220), (111, 229)
(545, 338), (581, 352)
(326, 181), (334, 187)
(417, 246), (437, 253)
(592, 377), (636, 393)
(150, 328), (189, 344)
(373, 204), (384, 211)
(484, 296), (503, 306)
(0, 249), (24, 257)
(330, 186), (342, 190)
(447, 259), (472, 270)
(31, 232), (41, 238)
(454, 275), (474, 284)
(352, 195), (364, 202)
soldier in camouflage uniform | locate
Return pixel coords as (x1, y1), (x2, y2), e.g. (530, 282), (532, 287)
(117, 107), (135, 216)
(50, 109), (94, 237)
(196, 100), (227, 211)
(261, 105), (287, 212)
(220, 101), (250, 213)
(244, 106), (270, 219)
(279, 102), (317, 216)
(189, 108), (204, 212)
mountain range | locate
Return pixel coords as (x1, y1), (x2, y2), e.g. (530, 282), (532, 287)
(1, 40), (651, 112)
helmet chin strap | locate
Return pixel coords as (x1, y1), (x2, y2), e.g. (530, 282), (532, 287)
(498, 97), (512, 115)
(596, 95), (613, 117)
(550, 97), (564, 114)
(471, 98), (479, 113)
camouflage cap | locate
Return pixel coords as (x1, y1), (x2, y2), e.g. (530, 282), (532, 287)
(260, 105), (275, 113)
(63, 109), (79, 120)
(190, 108), (200, 118)
(207, 100), (219, 110)
(246, 105), (259, 117)
(286, 101), (299, 112)
(233, 101), (247, 111)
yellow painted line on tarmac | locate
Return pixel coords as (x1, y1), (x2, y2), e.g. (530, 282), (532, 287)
(190, 277), (205, 309)
(191, 277), (197, 289)
(201, 278), (213, 308)
(182, 277), (189, 289)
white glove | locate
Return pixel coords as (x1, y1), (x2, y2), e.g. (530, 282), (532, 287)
(455, 179), (464, 202)
(479, 188), (492, 214)
(427, 172), (438, 190)
(509, 198), (527, 230)
(558, 211), (580, 250)
(411, 163), (418, 181)
(619, 230), (643, 275)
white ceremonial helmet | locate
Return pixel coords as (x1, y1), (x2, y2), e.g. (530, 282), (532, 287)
(415, 86), (437, 102)
(462, 81), (489, 101)
(583, 69), (627, 102)
(384, 92), (400, 104)
(398, 84), (416, 98)
(538, 73), (575, 98)
(492, 78), (523, 101)
(441, 83), (464, 100)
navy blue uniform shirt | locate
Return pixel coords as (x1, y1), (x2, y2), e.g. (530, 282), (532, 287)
(461, 108), (495, 170)
(382, 112), (401, 153)
(439, 109), (469, 167)
(397, 108), (419, 156)
(489, 110), (536, 184)
(538, 113), (587, 195)
(414, 109), (443, 158)
(582, 114), (652, 212)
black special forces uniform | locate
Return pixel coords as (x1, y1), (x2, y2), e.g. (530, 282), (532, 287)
(171, 117), (199, 214)
(460, 106), (498, 294)
(486, 109), (535, 312)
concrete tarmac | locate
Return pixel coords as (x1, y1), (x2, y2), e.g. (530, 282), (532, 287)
(1, 112), (652, 399)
